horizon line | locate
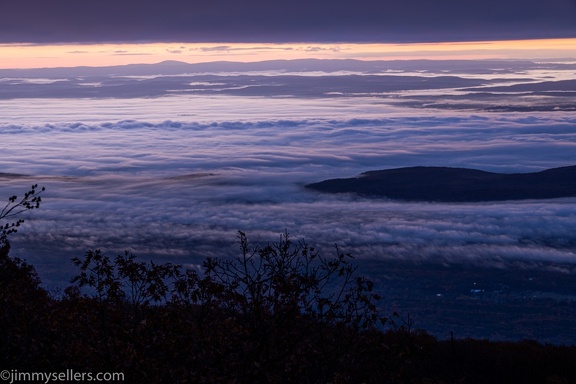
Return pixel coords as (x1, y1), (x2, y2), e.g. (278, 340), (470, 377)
(2, 38), (576, 70)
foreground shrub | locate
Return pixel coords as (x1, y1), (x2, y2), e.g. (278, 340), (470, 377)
(65, 231), (384, 382)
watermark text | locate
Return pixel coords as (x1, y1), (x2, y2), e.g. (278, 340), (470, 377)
(1, 369), (124, 383)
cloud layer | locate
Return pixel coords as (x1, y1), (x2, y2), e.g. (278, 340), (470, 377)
(1, 60), (575, 287)
(1, 93), (576, 285)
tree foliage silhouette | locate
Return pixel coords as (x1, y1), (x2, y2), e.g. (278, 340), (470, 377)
(0, 184), (44, 253)
(0, 184), (46, 368)
(65, 231), (384, 381)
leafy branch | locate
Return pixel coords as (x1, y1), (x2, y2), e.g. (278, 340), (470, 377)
(0, 184), (45, 246)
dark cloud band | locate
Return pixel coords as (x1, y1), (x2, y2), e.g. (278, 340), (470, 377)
(1, 0), (575, 43)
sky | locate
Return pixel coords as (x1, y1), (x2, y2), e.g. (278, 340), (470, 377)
(1, 0), (576, 68)
(2, 0), (576, 44)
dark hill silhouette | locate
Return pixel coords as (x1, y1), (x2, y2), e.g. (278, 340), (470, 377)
(306, 165), (576, 202)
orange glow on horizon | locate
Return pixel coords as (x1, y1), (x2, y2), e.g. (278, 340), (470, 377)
(1, 38), (576, 69)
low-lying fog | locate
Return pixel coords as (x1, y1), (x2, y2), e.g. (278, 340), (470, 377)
(1, 59), (575, 286)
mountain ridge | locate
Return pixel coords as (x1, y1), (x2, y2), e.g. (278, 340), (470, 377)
(306, 165), (576, 202)
(2, 58), (570, 77)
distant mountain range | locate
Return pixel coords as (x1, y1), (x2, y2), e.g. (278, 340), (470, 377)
(306, 165), (576, 202)
(2, 58), (575, 77)
(2, 59), (575, 108)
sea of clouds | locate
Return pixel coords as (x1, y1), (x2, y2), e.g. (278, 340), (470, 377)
(1, 93), (575, 285)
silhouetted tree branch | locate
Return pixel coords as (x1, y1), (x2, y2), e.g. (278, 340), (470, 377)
(0, 184), (44, 252)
